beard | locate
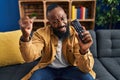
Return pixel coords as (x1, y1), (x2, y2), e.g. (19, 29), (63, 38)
(52, 24), (70, 40)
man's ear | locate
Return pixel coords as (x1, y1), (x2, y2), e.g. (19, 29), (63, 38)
(47, 22), (50, 25)
(47, 16), (51, 23)
(46, 13), (50, 20)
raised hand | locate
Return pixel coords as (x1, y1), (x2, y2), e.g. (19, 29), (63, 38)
(77, 26), (93, 55)
(19, 16), (35, 41)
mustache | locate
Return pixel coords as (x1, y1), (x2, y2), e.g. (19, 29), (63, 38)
(57, 25), (67, 29)
(52, 24), (70, 39)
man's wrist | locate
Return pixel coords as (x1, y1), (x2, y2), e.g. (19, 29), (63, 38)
(79, 49), (89, 55)
(20, 36), (31, 42)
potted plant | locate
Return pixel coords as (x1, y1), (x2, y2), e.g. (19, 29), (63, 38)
(96, 0), (120, 29)
(30, 13), (37, 19)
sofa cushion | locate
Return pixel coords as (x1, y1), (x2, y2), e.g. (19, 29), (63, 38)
(0, 60), (39, 80)
(93, 58), (116, 80)
(0, 30), (24, 67)
(97, 30), (120, 57)
(99, 58), (120, 80)
(89, 30), (97, 58)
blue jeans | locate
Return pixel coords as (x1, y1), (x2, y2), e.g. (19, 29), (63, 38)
(29, 66), (94, 80)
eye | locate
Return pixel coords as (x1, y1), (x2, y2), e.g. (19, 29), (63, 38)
(61, 17), (64, 20)
(52, 20), (58, 24)
(61, 17), (67, 21)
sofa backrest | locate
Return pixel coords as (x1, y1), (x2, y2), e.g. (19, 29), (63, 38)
(96, 30), (120, 57)
(89, 30), (97, 58)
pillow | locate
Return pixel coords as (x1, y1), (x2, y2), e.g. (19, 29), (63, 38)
(0, 30), (25, 67)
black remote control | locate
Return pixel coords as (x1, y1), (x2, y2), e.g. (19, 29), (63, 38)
(71, 19), (85, 43)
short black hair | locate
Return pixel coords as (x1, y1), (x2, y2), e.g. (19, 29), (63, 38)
(46, 3), (60, 16)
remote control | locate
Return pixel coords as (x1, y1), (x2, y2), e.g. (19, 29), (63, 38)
(71, 19), (85, 43)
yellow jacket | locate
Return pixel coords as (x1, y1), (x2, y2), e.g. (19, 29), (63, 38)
(20, 26), (96, 80)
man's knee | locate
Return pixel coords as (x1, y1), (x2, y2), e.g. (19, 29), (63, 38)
(80, 73), (94, 80)
(29, 68), (55, 80)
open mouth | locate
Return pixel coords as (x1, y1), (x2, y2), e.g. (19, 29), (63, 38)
(58, 26), (66, 32)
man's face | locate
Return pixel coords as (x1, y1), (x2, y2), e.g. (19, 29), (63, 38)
(47, 7), (68, 33)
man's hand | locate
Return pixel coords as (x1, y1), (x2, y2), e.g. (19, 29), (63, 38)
(19, 16), (35, 41)
(77, 26), (93, 55)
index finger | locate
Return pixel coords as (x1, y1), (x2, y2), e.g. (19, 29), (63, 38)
(81, 26), (86, 31)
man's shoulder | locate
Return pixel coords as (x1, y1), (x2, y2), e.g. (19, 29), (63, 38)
(33, 26), (51, 37)
(36, 26), (50, 34)
(36, 26), (50, 32)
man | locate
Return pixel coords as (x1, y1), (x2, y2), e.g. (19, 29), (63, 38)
(19, 4), (96, 80)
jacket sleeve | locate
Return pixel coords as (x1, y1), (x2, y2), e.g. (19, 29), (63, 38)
(73, 38), (94, 73)
(75, 50), (94, 73)
(19, 31), (44, 62)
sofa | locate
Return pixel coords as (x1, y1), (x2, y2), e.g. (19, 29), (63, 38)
(90, 30), (120, 80)
(0, 29), (120, 80)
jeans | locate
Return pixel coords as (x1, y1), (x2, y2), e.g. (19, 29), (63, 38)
(29, 66), (94, 80)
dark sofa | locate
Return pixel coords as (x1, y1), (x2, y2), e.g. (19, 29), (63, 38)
(90, 30), (120, 80)
(0, 30), (120, 80)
